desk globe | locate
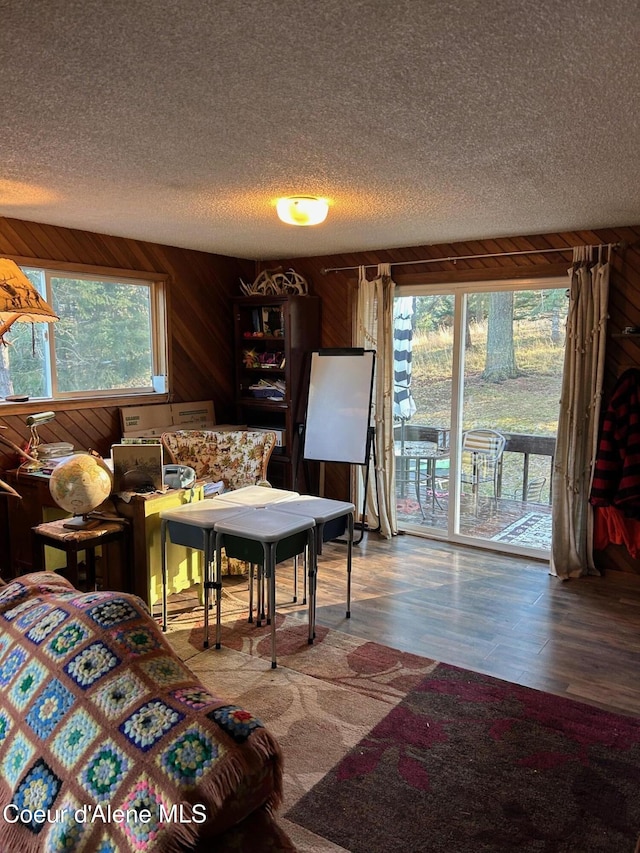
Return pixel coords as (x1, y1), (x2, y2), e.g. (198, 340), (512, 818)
(49, 453), (113, 527)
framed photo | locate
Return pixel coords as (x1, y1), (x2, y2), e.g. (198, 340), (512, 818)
(111, 443), (164, 493)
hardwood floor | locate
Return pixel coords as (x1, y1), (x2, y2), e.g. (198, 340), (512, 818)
(312, 532), (640, 716)
(179, 530), (640, 719)
(191, 533), (640, 715)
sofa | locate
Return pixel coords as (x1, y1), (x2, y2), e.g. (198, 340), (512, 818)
(0, 571), (294, 852)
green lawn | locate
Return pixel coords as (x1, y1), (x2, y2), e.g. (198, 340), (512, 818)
(405, 319), (564, 502)
(408, 319), (564, 437)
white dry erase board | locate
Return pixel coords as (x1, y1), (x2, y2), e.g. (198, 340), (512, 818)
(303, 349), (375, 464)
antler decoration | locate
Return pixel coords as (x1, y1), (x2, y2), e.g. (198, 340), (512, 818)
(0, 428), (38, 497)
(239, 268), (309, 296)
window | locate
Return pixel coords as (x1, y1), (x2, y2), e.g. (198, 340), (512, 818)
(393, 276), (565, 557)
(0, 264), (167, 400)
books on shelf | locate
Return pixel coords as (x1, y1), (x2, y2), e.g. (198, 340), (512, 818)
(248, 379), (285, 400)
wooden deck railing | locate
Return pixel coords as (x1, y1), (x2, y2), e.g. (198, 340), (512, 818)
(500, 432), (555, 504)
(394, 424), (556, 505)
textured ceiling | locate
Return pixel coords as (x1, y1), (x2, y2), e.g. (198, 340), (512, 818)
(2, 0), (640, 260)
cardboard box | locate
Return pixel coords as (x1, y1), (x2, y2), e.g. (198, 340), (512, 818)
(120, 400), (216, 439)
(171, 401), (216, 426)
(121, 403), (172, 435)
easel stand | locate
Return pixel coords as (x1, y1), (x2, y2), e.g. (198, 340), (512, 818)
(353, 425), (380, 544)
(297, 348), (378, 546)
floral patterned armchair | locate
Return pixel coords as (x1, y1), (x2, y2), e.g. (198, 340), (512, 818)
(160, 430), (278, 577)
(161, 429), (277, 491)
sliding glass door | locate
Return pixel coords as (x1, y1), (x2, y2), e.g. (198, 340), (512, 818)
(394, 277), (566, 557)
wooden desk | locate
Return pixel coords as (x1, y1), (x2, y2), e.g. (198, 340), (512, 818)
(2, 469), (202, 607)
(113, 487), (204, 608)
(4, 469), (72, 576)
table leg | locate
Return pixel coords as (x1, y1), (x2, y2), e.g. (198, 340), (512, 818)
(413, 459), (427, 520)
(267, 543), (277, 669)
(303, 550), (307, 605)
(210, 531), (222, 649)
(430, 458), (436, 514)
(257, 563), (265, 627)
(214, 533), (223, 649)
(346, 512), (353, 619)
(66, 550), (79, 589)
(161, 520), (168, 632)
(248, 563), (255, 623)
(307, 531), (317, 645)
(85, 547), (97, 591)
(31, 534), (46, 572)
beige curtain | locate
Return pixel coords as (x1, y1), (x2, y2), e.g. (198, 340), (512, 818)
(550, 245), (611, 579)
(354, 264), (397, 538)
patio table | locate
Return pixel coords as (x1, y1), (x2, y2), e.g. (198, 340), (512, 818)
(395, 440), (450, 518)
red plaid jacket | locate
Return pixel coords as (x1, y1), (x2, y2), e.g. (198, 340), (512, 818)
(590, 369), (640, 517)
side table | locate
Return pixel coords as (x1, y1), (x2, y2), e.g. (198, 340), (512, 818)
(31, 519), (129, 591)
(266, 496), (355, 638)
(159, 501), (252, 643)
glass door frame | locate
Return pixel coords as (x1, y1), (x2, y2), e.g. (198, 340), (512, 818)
(399, 275), (566, 560)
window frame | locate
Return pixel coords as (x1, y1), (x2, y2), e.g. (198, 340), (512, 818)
(1, 258), (169, 407)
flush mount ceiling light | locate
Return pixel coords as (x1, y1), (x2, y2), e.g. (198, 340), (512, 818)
(276, 196), (329, 226)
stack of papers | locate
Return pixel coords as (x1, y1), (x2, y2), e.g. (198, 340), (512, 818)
(248, 379), (286, 400)
(203, 480), (226, 497)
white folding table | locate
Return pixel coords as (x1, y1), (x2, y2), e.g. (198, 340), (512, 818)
(214, 508), (316, 668)
(159, 501), (250, 644)
(269, 495), (355, 638)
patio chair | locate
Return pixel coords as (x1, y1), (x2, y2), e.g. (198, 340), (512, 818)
(510, 477), (546, 503)
(460, 428), (506, 513)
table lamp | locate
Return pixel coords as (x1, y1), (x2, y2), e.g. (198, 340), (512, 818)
(25, 411), (56, 470)
(0, 258), (58, 344)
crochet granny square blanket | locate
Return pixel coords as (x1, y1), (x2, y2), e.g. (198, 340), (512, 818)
(0, 572), (283, 853)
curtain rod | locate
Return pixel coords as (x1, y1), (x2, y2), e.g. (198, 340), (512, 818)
(320, 242), (623, 275)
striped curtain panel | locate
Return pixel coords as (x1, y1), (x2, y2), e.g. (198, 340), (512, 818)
(393, 296), (417, 423)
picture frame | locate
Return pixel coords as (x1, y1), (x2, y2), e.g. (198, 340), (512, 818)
(111, 443), (164, 493)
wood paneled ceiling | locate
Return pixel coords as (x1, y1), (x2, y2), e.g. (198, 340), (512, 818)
(2, 1), (640, 260)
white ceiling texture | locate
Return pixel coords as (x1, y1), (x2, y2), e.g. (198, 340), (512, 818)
(2, 0), (640, 260)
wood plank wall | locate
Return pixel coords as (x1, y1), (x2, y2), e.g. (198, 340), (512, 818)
(0, 216), (253, 469)
(261, 225), (640, 551)
(3, 215), (640, 571)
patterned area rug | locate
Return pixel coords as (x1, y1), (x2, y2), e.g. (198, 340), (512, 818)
(166, 609), (640, 853)
(166, 611), (438, 852)
(287, 663), (640, 853)
(492, 510), (552, 549)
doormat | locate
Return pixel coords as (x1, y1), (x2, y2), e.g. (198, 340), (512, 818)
(492, 511), (551, 549)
